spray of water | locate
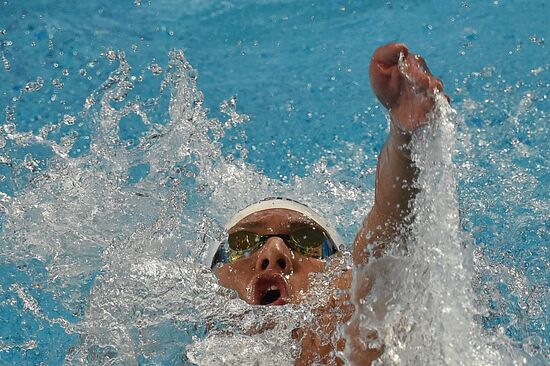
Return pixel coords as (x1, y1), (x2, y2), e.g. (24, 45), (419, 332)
(0, 49), (367, 364)
(0, 48), (544, 364)
(341, 94), (542, 365)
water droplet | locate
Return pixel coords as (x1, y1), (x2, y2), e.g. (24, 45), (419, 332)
(23, 154), (39, 172)
(286, 100), (295, 112)
(530, 66), (544, 76)
(62, 68), (69, 76)
(1, 52), (10, 71)
(106, 49), (116, 62)
(148, 63), (163, 75)
(3, 40), (13, 47)
(4, 106), (15, 123)
(220, 96), (237, 113)
(529, 34), (545, 46)
(63, 114), (76, 125)
(79, 68), (87, 77)
(24, 77), (44, 92)
(0, 135), (6, 149)
(220, 96), (250, 128)
(84, 96), (95, 110)
(52, 78), (64, 89)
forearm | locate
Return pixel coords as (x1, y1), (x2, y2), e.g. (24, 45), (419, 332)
(353, 118), (418, 264)
(375, 119), (418, 220)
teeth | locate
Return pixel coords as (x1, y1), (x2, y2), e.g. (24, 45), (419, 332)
(267, 285), (278, 291)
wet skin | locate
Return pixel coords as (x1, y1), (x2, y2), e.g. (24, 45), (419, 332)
(214, 43), (447, 365)
(214, 208), (327, 306)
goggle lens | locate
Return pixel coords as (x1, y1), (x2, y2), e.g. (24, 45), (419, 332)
(289, 227), (325, 257)
(226, 227), (334, 262)
(227, 231), (263, 262)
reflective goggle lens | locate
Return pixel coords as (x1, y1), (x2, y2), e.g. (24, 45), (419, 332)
(289, 227), (326, 257)
(226, 227), (334, 262)
(226, 231), (262, 262)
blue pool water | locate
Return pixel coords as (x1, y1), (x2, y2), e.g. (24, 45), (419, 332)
(0, 0), (548, 364)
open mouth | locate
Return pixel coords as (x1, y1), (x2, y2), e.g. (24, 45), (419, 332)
(252, 274), (288, 306)
(261, 285), (281, 305)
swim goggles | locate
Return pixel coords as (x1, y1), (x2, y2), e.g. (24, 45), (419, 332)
(206, 198), (342, 268)
(212, 226), (337, 266)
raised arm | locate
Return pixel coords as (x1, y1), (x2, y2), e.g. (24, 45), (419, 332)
(296, 44), (448, 366)
(353, 43), (447, 264)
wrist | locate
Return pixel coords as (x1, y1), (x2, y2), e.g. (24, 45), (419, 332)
(388, 116), (412, 156)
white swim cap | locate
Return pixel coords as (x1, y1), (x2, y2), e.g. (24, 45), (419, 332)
(204, 197), (343, 267)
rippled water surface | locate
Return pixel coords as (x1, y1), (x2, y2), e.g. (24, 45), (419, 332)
(0, 1), (548, 365)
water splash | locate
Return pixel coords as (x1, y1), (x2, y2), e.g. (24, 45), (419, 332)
(0, 45), (545, 363)
(0, 48), (369, 364)
(342, 95), (541, 365)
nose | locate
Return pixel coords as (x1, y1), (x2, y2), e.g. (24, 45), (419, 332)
(255, 237), (293, 275)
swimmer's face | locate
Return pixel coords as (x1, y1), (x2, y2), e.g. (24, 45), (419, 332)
(213, 208), (327, 305)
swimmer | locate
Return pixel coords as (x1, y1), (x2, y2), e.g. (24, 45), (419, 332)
(206, 43), (448, 365)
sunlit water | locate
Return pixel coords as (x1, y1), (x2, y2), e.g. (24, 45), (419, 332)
(0, 1), (548, 365)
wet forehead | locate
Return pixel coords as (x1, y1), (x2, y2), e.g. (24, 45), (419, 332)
(228, 208), (319, 234)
